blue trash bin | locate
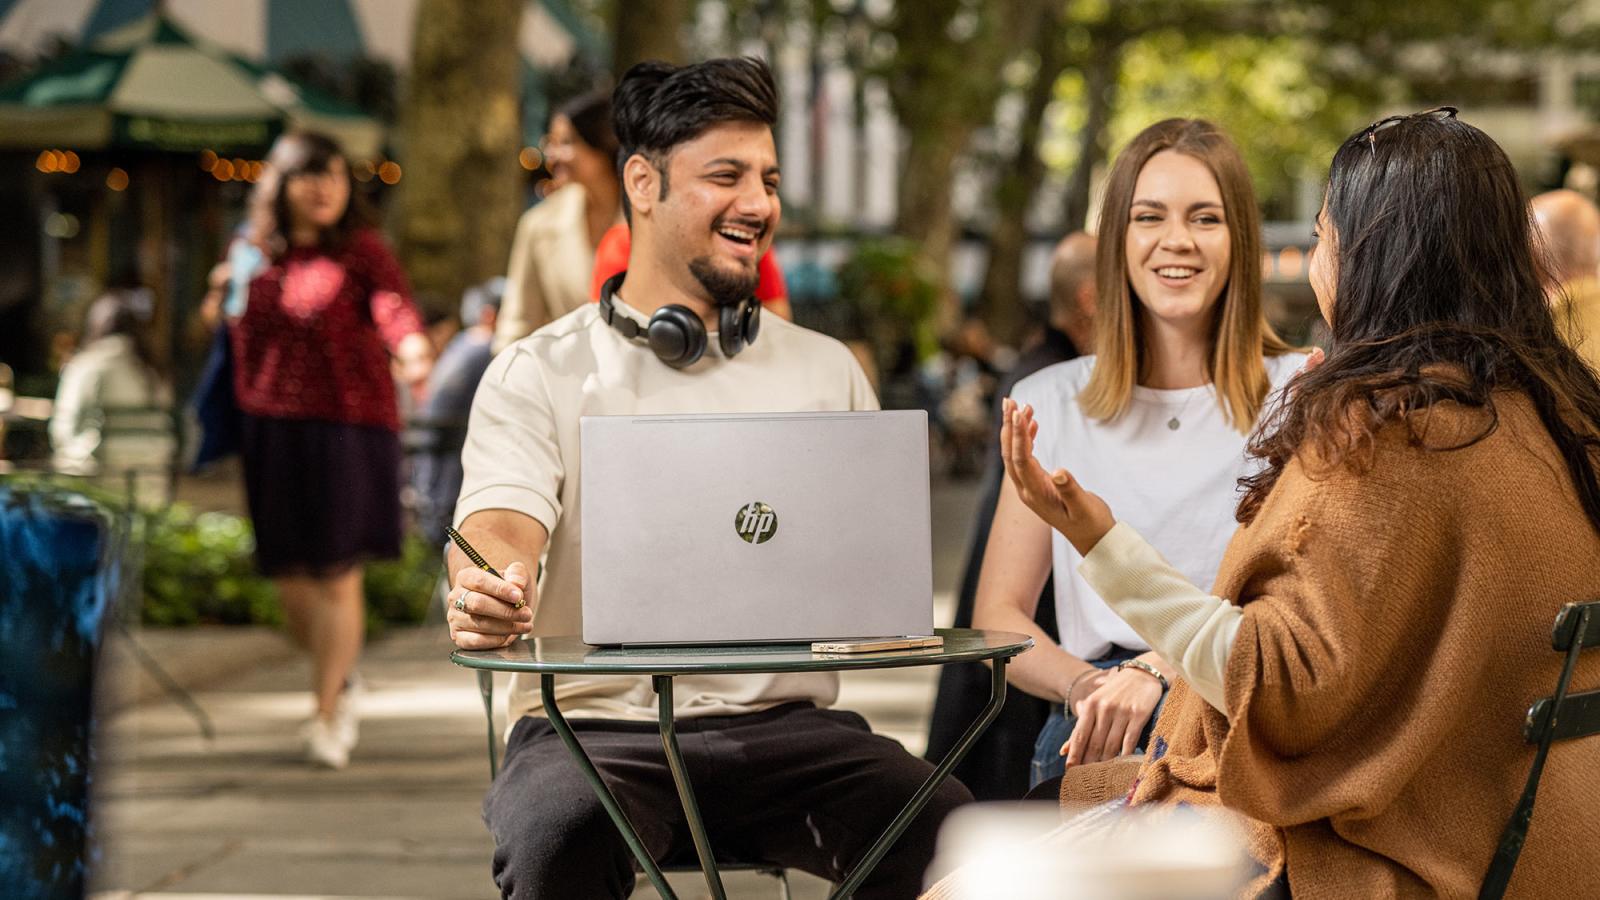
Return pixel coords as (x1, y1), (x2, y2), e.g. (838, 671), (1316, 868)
(0, 483), (119, 899)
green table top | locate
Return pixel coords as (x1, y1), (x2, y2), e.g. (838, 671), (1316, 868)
(450, 627), (1032, 676)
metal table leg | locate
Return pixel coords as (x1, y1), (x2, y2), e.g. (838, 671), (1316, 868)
(654, 676), (727, 899)
(477, 669), (498, 777)
(541, 674), (677, 899)
(829, 657), (1010, 899)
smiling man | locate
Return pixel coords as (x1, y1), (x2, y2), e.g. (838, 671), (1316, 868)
(443, 58), (972, 899)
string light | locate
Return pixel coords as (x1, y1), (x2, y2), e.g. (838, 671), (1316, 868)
(199, 149), (218, 172)
(212, 159), (235, 181)
(518, 147), (543, 171)
(106, 168), (129, 191)
(35, 149), (83, 174)
(377, 161), (402, 185)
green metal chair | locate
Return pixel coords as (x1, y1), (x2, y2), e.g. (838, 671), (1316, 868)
(1480, 599), (1600, 900)
(471, 670), (796, 898)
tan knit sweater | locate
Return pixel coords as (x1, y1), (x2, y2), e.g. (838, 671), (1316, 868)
(1122, 395), (1600, 898)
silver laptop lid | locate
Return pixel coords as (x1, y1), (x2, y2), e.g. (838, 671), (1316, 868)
(580, 410), (933, 645)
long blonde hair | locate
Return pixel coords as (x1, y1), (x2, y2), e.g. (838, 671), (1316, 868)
(1080, 118), (1291, 433)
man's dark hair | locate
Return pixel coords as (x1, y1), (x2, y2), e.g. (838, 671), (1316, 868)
(611, 57), (779, 223)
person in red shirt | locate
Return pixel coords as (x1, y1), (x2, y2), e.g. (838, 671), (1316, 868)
(589, 221), (793, 321)
(228, 131), (433, 770)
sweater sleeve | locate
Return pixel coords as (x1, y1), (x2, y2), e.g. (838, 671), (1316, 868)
(353, 230), (424, 351)
(1078, 522), (1241, 712)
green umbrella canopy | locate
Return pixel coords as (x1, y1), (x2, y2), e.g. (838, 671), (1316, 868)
(0, 12), (382, 157)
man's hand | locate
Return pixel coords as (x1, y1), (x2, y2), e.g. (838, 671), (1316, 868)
(999, 397), (1116, 557)
(447, 561), (534, 650)
(1060, 665), (1164, 766)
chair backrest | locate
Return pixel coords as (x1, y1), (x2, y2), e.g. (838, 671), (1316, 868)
(1480, 599), (1600, 900)
(94, 404), (181, 503)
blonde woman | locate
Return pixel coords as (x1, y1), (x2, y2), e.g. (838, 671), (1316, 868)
(973, 118), (1303, 789)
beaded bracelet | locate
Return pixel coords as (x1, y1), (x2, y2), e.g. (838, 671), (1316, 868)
(1064, 668), (1099, 711)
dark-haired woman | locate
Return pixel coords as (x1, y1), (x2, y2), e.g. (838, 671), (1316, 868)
(230, 131), (433, 770)
(1004, 109), (1600, 897)
(494, 91), (622, 351)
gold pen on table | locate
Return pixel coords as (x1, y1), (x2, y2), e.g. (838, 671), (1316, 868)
(444, 525), (524, 609)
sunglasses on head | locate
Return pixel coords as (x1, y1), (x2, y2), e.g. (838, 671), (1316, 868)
(1358, 106), (1458, 156)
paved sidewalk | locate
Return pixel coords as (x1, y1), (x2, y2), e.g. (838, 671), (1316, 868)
(89, 479), (982, 900)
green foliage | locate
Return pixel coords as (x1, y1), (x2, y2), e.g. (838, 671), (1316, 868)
(1, 475), (438, 629)
(140, 505), (279, 627)
(1042, 29), (1368, 216)
(363, 533), (442, 634)
(835, 238), (943, 374)
(140, 503), (440, 630)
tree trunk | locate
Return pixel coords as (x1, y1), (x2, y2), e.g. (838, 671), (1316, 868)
(611, 0), (688, 77)
(976, 6), (1071, 343)
(894, 125), (968, 309)
(398, 0), (524, 315)
(885, 0), (1042, 330)
(1061, 35), (1123, 232)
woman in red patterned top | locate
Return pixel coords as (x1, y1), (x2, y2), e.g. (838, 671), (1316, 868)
(229, 131), (433, 769)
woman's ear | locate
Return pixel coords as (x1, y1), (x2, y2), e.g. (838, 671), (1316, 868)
(623, 153), (659, 219)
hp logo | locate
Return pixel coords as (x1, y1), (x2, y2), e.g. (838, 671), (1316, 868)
(735, 501), (778, 544)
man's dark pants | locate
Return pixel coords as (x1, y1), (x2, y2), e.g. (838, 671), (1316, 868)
(484, 702), (974, 898)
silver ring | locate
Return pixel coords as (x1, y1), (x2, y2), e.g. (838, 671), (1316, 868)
(454, 591), (469, 612)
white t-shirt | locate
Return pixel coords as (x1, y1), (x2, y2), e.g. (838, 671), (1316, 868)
(1008, 352), (1307, 661)
(455, 298), (878, 723)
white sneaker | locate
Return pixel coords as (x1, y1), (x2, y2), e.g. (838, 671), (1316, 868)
(334, 672), (363, 750)
(305, 717), (350, 770)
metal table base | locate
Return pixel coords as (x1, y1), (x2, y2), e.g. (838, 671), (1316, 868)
(538, 660), (1009, 899)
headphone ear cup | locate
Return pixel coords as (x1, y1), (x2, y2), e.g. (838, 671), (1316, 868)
(718, 299), (761, 359)
(718, 303), (746, 358)
(743, 299), (761, 346)
(647, 305), (707, 369)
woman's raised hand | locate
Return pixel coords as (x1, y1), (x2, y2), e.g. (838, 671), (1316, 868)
(999, 397), (1116, 557)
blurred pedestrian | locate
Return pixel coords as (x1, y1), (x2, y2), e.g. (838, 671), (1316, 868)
(1531, 188), (1600, 371)
(972, 119), (1304, 791)
(494, 91), (622, 351)
(413, 277), (503, 546)
(50, 291), (176, 502)
(228, 130), (434, 769)
(925, 231), (1097, 800)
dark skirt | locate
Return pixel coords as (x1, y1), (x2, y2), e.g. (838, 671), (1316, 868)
(240, 415), (402, 577)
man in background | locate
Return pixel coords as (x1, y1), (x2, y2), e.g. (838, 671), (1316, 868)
(411, 278), (502, 546)
(925, 231), (1097, 800)
(1532, 188), (1600, 371)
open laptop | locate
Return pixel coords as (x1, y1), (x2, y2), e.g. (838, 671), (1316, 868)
(580, 411), (935, 646)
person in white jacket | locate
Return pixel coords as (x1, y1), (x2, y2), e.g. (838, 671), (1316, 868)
(493, 91), (623, 352)
(51, 291), (176, 502)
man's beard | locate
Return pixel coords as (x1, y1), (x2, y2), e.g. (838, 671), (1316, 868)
(688, 257), (759, 308)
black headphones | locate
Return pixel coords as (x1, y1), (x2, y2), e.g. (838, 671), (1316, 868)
(597, 271), (761, 369)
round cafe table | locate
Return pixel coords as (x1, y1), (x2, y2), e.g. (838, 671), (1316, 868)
(452, 626), (1032, 900)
